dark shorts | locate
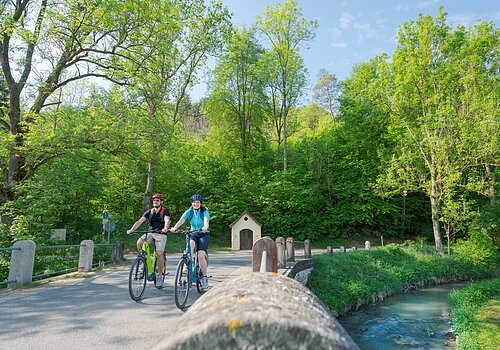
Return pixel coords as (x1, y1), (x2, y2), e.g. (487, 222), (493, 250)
(190, 232), (209, 252)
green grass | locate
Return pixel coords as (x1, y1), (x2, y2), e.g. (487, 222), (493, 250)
(306, 244), (499, 316)
(448, 277), (500, 350)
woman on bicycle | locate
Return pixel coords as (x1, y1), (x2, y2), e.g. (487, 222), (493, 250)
(170, 193), (210, 288)
(127, 193), (170, 287)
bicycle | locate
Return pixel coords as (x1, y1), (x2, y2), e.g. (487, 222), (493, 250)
(173, 229), (209, 309)
(128, 229), (168, 301)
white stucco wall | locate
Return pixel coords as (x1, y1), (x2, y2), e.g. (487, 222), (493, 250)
(231, 214), (262, 250)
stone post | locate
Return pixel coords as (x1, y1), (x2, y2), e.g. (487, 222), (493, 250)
(8, 240), (36, 287)
(327, 246), (333, 255)
(112, 241), (124, 264)
(286, 237), (295, 262)
(340, 246), (346, 253)
(275, 237), (286, 268)
(252, 237), (277, 272)
(78, 240), (94, 272)
(365, 241), (371, 250)
(304, 239), (311, 258)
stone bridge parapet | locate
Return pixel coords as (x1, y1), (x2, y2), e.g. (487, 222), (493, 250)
(155, 273), (360, 349)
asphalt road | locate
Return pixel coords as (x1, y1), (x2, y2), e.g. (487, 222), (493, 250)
(0, 250), (253, 350)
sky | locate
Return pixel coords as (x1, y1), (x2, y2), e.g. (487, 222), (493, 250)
(190, 0), (499, 102)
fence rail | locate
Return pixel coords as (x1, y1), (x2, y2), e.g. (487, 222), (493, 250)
(0, 247), (21, 251)
(0, 240), (124, 287)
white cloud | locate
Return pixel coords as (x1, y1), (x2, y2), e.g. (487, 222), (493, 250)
(337, 11), (377, 40)
(331, 42), (347, 48)
(339, 12), (355, 29)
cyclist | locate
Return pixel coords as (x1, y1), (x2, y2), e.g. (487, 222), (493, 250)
(170, 193), (210, 289)
(127, 193), (170, 287)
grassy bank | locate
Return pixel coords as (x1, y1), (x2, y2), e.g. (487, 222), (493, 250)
(448, 277), (500, 350)
(306, 244), (499, 317)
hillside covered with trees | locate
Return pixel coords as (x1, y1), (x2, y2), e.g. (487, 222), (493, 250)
(0, 1), (497, 259)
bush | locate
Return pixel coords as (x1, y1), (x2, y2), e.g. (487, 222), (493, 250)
(453, 229), (499, 268)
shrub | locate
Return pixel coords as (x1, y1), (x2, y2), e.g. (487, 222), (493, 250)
(453, 229), (499, 268)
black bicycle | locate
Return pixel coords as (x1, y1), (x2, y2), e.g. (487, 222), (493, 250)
(128, 230), (167, 301)
(173, 229), (209, 309)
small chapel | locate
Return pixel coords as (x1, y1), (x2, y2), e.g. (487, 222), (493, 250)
(229, 211), (262, 250)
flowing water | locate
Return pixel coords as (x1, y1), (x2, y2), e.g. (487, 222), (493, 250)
(339, 282), (469, 350)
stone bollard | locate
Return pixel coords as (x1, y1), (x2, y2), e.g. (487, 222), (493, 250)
(304, 239), (311, 258)
(8, 240), (36, 287)
(252, 237), (277, 272)
(275, 237), (286, 268)
(286, 237), (295, 262)
(327, 246), (333, 255)
(365, 241), (371, 250)
(78, 240), (94, 272)
(155, 273), (361, 350)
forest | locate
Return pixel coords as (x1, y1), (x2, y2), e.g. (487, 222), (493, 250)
(0, 0), (498, 256)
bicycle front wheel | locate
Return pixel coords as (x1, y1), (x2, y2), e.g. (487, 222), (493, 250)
(195, 263), (206, 294)
(129, 257), (147, 301)
(174, 258), (190, 309)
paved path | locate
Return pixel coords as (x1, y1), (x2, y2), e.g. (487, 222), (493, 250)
(0, 250), (253, 350)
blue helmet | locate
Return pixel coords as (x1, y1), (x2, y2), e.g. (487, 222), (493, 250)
(190, 193), (203, 202)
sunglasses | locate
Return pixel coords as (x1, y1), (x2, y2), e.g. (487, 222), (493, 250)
(152, 199), (161, 202)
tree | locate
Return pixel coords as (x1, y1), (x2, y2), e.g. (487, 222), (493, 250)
(382, 9), (498, 253)
(118, 0), (231, 211)
(205, 27), (267, 169)
(256, 0), (317, 171)
(313, 68), (340, 124)
(0, 0), (146, 206)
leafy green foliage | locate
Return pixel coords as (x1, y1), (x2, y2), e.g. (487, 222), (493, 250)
(453, 230), (499, 268)
(0, 3), (496, 281)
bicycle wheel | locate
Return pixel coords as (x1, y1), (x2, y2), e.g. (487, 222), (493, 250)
(154, 254), (167, 289)
(129, 257), (147, 301)
(174, 258), (190, 309)
(195, 263), (206, 294)
(196, 252), (208, 294)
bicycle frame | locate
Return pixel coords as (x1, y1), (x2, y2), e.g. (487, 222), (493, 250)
(129, 229), (168, 301)
(174, 229), (208, 308)
(181, 232), (202, 284)
(142, 233), (158, 280)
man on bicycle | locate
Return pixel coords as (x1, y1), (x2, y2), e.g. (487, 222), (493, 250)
(127, 193), (170, 287)
(170, 193), (210, 289)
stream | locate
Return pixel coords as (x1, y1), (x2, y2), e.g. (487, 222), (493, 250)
(338, 282), (469, 349)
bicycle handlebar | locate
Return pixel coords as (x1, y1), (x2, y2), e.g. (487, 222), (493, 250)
(129, 229), (165, 234)
(173, 229), (209, 235)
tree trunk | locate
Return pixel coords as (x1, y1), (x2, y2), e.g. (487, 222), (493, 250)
(430, 176), (443, 253)
(485, 162), (496, 205)
(143, 155), (156, 213)
(4, 86), (23, 204)
(282, 96), (288, 172)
